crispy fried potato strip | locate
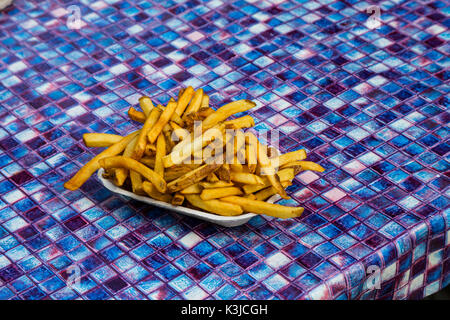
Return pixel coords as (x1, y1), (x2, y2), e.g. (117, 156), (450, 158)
(200, 187), (243, 200)
(281, 161), (325, 172)
(185, 194), (243, 216)
(114, 134), (138, 186)
(132, 107), (161, 160)
(180, 183), (202, 194)
(147, 98), (177, 144)
(64, 131), (139, 191)
(154, 134), (166, 178)
(139, 96), (155, 117)
(83, 133), (123, 148)
(230, 172), (264, 185)
(202, 100), (256, 130)
(224, 115), (255, 130)
(221, 196), (303, 219)
(174, 86), (194, 117)
(128, 107), (146, 123)
(182, 88), (203, 119)
(200, 181), (234, 189)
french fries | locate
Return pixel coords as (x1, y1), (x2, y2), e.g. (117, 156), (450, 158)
(180, 184), (202, 194)
(221, 196), (303, 219)
(230, 172), (264, 185)
(185, 195), (243, 216)
(154, 134), (166, 178)
(65, 87), (325, 220)
(281, 161), (325, 172)
(200, 187), (243, 200)
(114, 135), (138, 186)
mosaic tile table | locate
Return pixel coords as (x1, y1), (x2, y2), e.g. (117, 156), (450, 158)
(0, 0), (449, 300)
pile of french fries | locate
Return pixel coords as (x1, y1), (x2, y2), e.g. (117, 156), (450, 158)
(64, 87), (325, 219)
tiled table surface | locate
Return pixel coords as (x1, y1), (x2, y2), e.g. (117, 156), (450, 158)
(0, 0), (449, 300)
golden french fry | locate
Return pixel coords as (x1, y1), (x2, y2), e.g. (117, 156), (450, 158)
(180, 183), (202, 194)
(64, 131), (139, 191)
(154, 134), (166, 178)
(114, 135), (139, 186)
(142, 181), (172, 203)
(147, 98), (177, 144)
(82, 133), (123, 148)
(98, 156), (166, 193)
(130, 171), (144, 195)
(224, 115), (255, 130)
(182, 88), (203, 119)
(132, 107), (161, 160)
(277, 149), (307, 168)
(163, 124), (224, 168)
(128, 107), (146, 123)
(167, 163), (220, 192)
(221, 196), (303, 219)
(230, 172), (264, 185)
(174, 86), (194, 117)
(254, 135), (289, 199)
(200, 187), (243, 200)
(199, 181), (234, 189)
(172, 193), (185, 205)
(202, 100), (256, 130)
(282, 161), (325, 172)
(178, 88), (185, 99)
(242, 168), (294, 194)
(185, 194), (243, 216)
(254, 181), (292, 201)
(246, 194), (257, 200)
(201, 95), (209, 109)
(139, 96), (155, 117)
(245, 132), (258, 173)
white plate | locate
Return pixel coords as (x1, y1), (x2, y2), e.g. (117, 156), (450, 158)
(97, 169), (281, 227)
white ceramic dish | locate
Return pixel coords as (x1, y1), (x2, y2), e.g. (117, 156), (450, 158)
(97, 169), (281, 227)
